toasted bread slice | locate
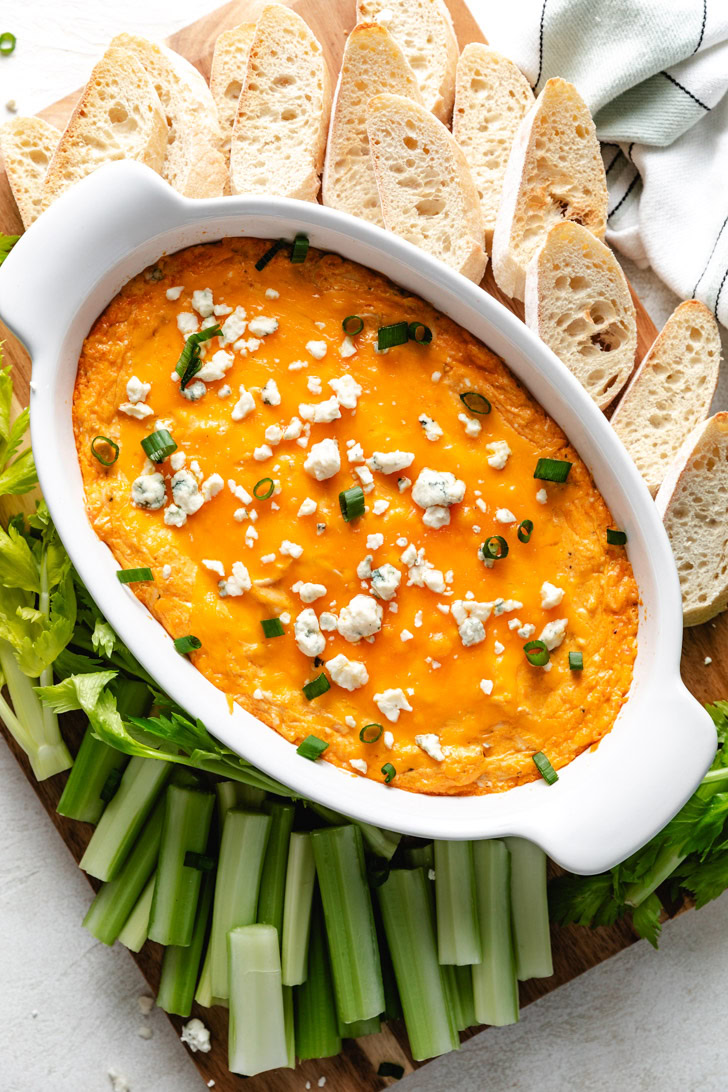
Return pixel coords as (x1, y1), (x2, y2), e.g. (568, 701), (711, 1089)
(111, 33), (226, 198)
(367, 94), (486, 282)
(210, 23), (256, 160)
(322, 23), (422, 226)
(229, 4), (331, 201)
(524, 221), (636, 409)
(41, 47), (167, 212)
(492, 77), (608, 301)
(0, 116), (60, 228)
(356, 0), (458, 123)
(453, 44), (534, 248)
(655, 413), (728, 626)
(611, 301), (721, 495)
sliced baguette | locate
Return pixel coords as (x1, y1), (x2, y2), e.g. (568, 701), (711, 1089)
(524, 221), (636, 409)
(229, 4), (331, 201)
(0, 116), (60, 228)
(111, 33), (226, 198)
(655, 413), (728, 626)
(452, 44), (534, 247)
(41, 47), (167, 212)
(611, 301), (721, 495)
(367, 93), (486, 282)
(322, 23), (422, 226)
(210, 23), (257, 160)
(356, 0), (458, 123)
(492, 77), (608, 301)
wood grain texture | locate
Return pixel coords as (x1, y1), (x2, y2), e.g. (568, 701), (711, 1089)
(0, 1), (715, 1090)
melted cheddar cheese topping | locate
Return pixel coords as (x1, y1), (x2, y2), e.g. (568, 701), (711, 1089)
(73, 239), (639, 795)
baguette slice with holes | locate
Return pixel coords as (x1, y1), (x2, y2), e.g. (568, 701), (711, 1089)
(611, 301), (721, 495)
(0, 116), (60, 228)
(524, 220), (636, 408)
(452, 44), (534, 248)
(655, 413), (728, 626)
(41, 47), (167, 211)
(210, 23), (256, 161)
(230, 4), (331, 201)
(367, 93), (486, 282)
(356, 0), (458, 123)
(492, 77), (608, 301)
(322, 23), (422, 225)
(111, 33), (226, 198)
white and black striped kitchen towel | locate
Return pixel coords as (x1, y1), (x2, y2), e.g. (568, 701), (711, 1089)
(466, 0), (728, 327)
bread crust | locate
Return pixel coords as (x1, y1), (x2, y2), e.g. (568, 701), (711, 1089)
(0, 116), (60, 228)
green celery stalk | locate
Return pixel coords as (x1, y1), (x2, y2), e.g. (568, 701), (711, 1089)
(311, 825), (384, 1023)
(228, 924), (289, 1076)
(453, 964), (475, 1031)
(194, 945), (213, 1009)
(148, 780), (215, 946)
(117, 871), (156, 952)
(624, 844), (687, 908)
(281, 832), (316, 987)
(283, 985), (295, 1069)
(216, 779), (266, 823)
(376, 868), (459, 1061)
(472, 840), (519, 1026)
(338, 1015), (381, 1038)
(209, 809), (271, 1004)
(434, 841), (482, 966)
(504, 838), (553, 980)
(402, 843), (434, 870)
(257, 801), (295, 936)
(0, 638), (71, 780)
(80, 756), (172, 881)
(83, 797), (164, 945)
(309, 802), (401, 860)
(376, 908), (402, 1022)
(294, 903), (342, 1061)
(157, 873), (214, 1017)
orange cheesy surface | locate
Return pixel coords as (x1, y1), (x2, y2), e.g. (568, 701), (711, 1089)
(73, 239), (639, 795)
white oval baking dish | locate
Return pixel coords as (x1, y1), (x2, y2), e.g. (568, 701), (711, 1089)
(0, 162), (716, 874)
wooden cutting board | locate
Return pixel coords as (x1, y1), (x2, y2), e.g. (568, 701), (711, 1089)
(1, 1), (725, 1089)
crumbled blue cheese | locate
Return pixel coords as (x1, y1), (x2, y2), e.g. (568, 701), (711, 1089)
(419, 414), (443, 441)
(280, 540), (304, 559)
(539, 617), (568, 650)
(220, 306), (247, 343)
(265, 424), (284, 445)
(171, 469), (204, 515)
(131, 473), (166, 510)
(181, 380), (206, 402)
(366, 533), (384, 550)
(400, 629), (414, 642)
(192, 288), (214, 317)
(162, 564), (172, 579)
(201, 473), (224, 500)
(164, 504), (187, 527)
(261, 379), (281, 406)
(412, 468), (466, 509)
(283, 417), (303, 440)
(494, 640), (505, 655)
(297, 497), (317, 516)
(374, 688), (413, 722)
(518, 622), (536, 639)
(166, 285), (184, 301)
(218, 384), (232, 399)
(228, 478), (253, 504)
(248, 315), (278, 337)
(415, 733), (444, 761)
(306, 339), (327, 359)
(337, 594), (383, 642)
(170, 451), (186, 471)
(458, 412), (481, 437)
(480, 679), (494, 696)
(265, 288), (280, 299)
(339, 336), (357, 358)
(294, 581), (327, 603)
(367, 451), (414, 474)
(373, 499), (390, 515)
(307, 375), (323, 395)
(458, 617), (486, 646)
(202, 558), (225, 576)
(328, 653), (369, 691)
(347, 442), (365, 464)
(350, 758), (368, 774)
(431, 371), (441, 383)
(299, 396), (341, 423)
(356, 555), (373, 579)
(294, 609), (326, 657)
(355, 465), (375, 492)
(197, 349), (233, 383)
(119, 401), (154, 419)
(319, 611), (338, 631)
(214, 303), (233, 317)
(245, 526), (258, 546)
(218, 561), (252, 597)
(495, 508), (516, 524)
(254, 444), (273, 461)
(180, 1018), (212, 1054)
(177, 312), (199, 337)
(486, 440), (511, 469)
(476, 497), (487, 513)
(540, 581), (565, 609)
(493, 598), (522, 615)
(304, 437), (340, 480)
(126, 375), (151, 403)
(536, 488), (548, 504)
(288, 359), (308, 371)
(383, 730), (394, 749)
(371, 563), (401, 600)
(261, 553), (276, 563)
(329, 374), (362, 409)
(422, 505), (450, 529)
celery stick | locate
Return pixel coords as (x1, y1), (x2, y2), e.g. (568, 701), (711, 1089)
(117, 871), (156, 952)
(228, 924), (289, 1076)
(148, 781), (215, 946)
(216, 780), (265, 823)
(504, 837), (554, 980)
(294, 904), (342, 1060)
(339, 1015), (381, 1038)
(376, 868), (459, 1061)
(157, 874), (214, 1017)
(0, 638), (71, 780)
(377, 911), (402, 1022)
(80, 756), (172, 881)
(57, 727), (129, 824)
(434, 841), (482, 966)
(83, 797), (164, 945)
(257, 801), (295, 937)
(309, 802), (401, 860)
(453, 964), (475, 1031)
(281, 832), (316, 987)
(472, 840), (519, 1026)
(311, 825), (384, 1023)
(402, 843), (434, 870)
(194, 945), (213, 1009)
(283, 986), (295, 1069)
(209, 809), (271, 1004)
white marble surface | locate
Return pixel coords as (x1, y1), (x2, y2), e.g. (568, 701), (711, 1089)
(1, 4), (728, 1091)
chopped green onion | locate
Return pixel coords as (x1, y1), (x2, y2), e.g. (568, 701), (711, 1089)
(261, 617), (285, 638)
(302, 674), (330, 701)
(175, 324), (221, 389)
(253, 477), (275, 500)
(569, 651), (583, 670)
(0, 32), (16, 55)
(174, 635), (201, 655)
(524, 639), (549, 667)
(290, 234), (309, 263)
(459, 391), (491, 415)
(91, 435), (119, 466)
(339, 485), (365, 522)
(517, 519), (534, 543)
(532, 751), (558, 785)
(255, 238), (287, 271)
(481, 535), (509, 561)
(342, 315), (364, 336)
(378, 1062), (405, 1080)
(534, 457), (572, 482)
(116, 567), (153, 584)
(408, 321), (432, 344)
(141, 428), (177, 463)
(377, 322), (409, 350)
(607, 527), (627, 545)
(381, 763), (396, 784)
(359, 723), (383, 744)
(297, 733), (329, 758)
